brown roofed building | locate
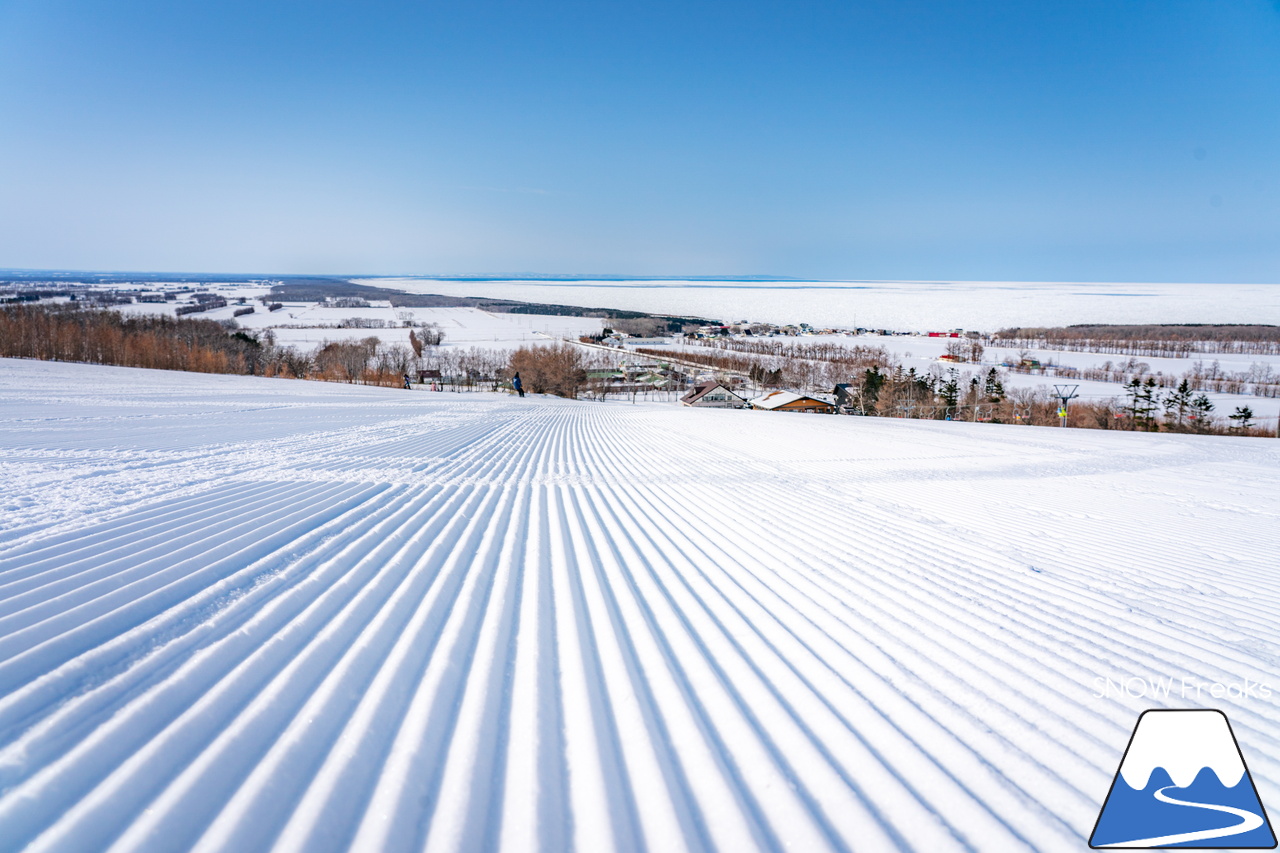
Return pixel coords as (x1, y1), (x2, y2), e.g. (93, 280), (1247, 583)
(748, 390), (835, 414)
(680, 381), (749, 408)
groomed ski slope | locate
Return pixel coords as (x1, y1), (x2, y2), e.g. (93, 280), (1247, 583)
(0, 358), (1277, 853)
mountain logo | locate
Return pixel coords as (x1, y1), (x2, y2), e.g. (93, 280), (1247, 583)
(1090, 709), (1276, 848)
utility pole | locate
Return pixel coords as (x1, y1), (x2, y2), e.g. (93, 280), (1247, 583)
(1053, 384), (1079, 427)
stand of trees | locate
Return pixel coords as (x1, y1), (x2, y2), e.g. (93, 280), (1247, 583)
(1004, 354), (1280, 401)
(0, 304), (418, 387)
(1, 304), (268, 375)
(994, 324), (1280, 357)
(508, 344), (588, 398)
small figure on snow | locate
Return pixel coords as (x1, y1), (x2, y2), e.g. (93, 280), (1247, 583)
(403, 373), (412, 390)
(512, 372), (525, 398)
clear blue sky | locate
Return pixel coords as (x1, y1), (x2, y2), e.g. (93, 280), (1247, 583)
(1, 0), (1278, 282)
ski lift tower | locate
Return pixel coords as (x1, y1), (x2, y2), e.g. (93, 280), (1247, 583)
(1053, 384), (1079, 427)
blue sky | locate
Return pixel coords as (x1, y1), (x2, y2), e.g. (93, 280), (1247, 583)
(1, 0), (1278, 281)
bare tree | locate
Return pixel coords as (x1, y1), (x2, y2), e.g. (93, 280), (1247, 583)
(509, 343), (588, 398)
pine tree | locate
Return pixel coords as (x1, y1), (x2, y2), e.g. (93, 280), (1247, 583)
(938, 368), (960, 414)
(1190, 393), (1215, 433)
(1162, 378), (1193, 431)
(1228, 406), (1255, 431)
(983, 367), (1005, 403)
(1125, 377), (1159, 430)
(1123, 377), (1143, 429)
(861, 366), (885, 415)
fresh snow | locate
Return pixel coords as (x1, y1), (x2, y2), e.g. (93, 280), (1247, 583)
(1, 358), (1278, 852)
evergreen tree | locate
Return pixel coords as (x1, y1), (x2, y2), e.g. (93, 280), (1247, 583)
(1228, 406), (1255, 431)
(983, 367), (1005, 402)
(1123, 377), (1143, 429)
(938, 368), (960, 414)
(1125, 377), (1159, 430)
(861, 366), (886, 415)
(1162, 378), (1194, 431)
(1190, 393), (1215, 433)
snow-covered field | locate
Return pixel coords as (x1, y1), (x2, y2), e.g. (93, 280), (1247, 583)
(362, 278), (1280, 332)
(395, 307), (602, 350)
(1, 358), (1278, 852)
(115, 298), (602, 351)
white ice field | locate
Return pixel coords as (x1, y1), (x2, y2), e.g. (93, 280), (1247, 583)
(1, 358), (1277, 852)
(363, 278), (1280, 332)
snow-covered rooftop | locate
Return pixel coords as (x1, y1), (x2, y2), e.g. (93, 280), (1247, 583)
(748, 389), (828, 409)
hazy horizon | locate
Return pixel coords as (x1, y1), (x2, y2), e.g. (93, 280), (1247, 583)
(6, 268), (1280, 288)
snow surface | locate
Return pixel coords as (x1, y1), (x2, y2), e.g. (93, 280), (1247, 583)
(393, 307), (603, 350)
(1, 358), (1279, 852)
(115, 300), (603, 351)
(361, 278), (1280, 332)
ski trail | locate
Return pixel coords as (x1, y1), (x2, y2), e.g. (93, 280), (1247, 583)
(1, 363), (1278, 852)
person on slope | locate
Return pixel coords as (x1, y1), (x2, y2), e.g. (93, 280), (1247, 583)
(403, 373), (412, 390)
(512, 372), (525, 398)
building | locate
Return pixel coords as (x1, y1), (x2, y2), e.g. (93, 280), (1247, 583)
(832, 383), (864, 413)
(680, 381), (749, 408)
(748, 390), (835, 414)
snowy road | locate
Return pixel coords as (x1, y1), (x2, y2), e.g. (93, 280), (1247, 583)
(1, 359), (1278, 852)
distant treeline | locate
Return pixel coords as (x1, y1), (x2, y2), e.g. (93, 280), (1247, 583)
(0, 304), (271, 375)
(0, 304), (416, 386)
(0, 303), (631, 395)
(993, 324), (1280, 357)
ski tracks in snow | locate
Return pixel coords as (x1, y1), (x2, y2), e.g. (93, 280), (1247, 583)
(0, 361), (1278, 852)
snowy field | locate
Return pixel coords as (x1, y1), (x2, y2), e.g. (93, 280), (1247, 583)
(115, 298), (603, 351)
(395, 308), (602, 350)
(1, 358), (1279, 852)
(362, 278), (1280, 332)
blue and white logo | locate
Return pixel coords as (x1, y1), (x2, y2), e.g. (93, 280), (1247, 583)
(1090, 709), (1276, 848)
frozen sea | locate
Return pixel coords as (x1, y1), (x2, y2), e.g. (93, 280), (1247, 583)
(361, 278), (1280, 332)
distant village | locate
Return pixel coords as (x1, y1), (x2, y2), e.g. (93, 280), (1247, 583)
(5, 278), (1277, 434)
(586, 320), (981, 415)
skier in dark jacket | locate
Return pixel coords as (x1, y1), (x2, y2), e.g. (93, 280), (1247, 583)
(512, 372), (525, 398)
(403, 373), (412, 390)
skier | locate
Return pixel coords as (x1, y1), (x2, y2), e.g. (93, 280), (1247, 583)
(403, 373), (412, 390)
(512, 372), (525, 398)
